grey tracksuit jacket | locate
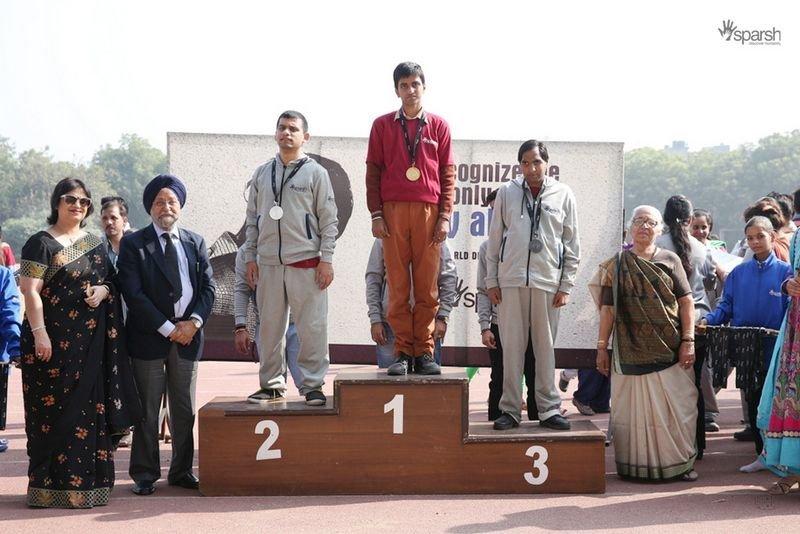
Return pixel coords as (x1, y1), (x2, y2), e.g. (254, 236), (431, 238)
(244, 154), (338, 266)
(485, 176), (580, 293)
(476, 240), (498, 331)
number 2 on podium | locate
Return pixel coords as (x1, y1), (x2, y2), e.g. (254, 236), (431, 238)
(255, 420), (281, 461)
(384, 394), (404, 434)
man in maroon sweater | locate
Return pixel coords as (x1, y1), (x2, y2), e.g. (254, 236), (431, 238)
(366, 62), (456, 376)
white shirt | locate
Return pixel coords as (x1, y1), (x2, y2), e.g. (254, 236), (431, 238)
(152, 222), (202, 338)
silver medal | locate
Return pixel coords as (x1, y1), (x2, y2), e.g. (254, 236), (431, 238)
(529, 237), (544, 253)
(269, 205), (284, 220)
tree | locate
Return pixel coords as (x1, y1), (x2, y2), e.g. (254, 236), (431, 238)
(91, 134), (167, 229)
(624, 131), (800, 246)
(0, 134), (164, 256)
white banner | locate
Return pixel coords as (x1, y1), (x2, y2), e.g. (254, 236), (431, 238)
(169, 133), (623, 360)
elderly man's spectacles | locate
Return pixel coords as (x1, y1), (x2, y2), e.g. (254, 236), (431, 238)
(632, 218), (659, 229)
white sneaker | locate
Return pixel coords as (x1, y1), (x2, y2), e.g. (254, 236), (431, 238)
(739, 457), (767, 473)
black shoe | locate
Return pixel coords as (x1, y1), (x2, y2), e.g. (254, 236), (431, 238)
(558, 373), (570, 392)
(169, 473), (200, 490)
(132, 481), (156, 495)
(305, 390), (326, 406)
(414, 353), (441, 375)
(572, 397), (596, 416)
(387, 353), (412, 376)
(705, 421), (720, 432)
(734, 426), (756, 441)
(540, 414), (571, 430)
(493, 413), (519, 430)
(247, 388), (285, 404)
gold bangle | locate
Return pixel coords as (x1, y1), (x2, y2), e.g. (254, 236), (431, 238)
(596, 340), (608, 348)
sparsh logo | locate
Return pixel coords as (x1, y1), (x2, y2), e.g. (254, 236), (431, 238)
(718, 19), (737, 41)
(717, 19), (781, 46)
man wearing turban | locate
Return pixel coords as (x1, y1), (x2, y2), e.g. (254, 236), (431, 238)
(117, 174), (216, 495)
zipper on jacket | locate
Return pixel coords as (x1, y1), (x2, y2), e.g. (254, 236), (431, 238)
(526, 222), (533, 287)
(305, 214), (313, 240)
(557, 243), (563, 270)
(277, 165), (286, 264)
(500, 236), (507, 262)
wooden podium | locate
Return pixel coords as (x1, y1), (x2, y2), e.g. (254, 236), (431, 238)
(198, 370), (606, 495)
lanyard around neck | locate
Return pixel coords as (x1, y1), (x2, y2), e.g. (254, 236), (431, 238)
(398, 110), (425, 166)
(522, 182), (546, 237)
(271, 157), (308, 206)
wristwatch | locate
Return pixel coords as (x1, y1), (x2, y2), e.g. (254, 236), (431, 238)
(190, 317), (202, 329)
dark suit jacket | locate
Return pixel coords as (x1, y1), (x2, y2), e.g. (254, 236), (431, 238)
(117, 224), (215, 361)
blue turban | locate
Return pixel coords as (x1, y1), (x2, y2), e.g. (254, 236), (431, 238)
(143, 174), (187, 213)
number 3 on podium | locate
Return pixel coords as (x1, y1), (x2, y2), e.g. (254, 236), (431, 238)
(524, 445), (549, 485)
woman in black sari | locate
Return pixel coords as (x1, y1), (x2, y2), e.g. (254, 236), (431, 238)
(18, 178), (138, 508)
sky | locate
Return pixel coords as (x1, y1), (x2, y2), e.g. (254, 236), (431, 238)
(0, 0), (797, 162)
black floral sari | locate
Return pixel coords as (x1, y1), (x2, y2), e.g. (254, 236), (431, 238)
(19, 231), (139, 508)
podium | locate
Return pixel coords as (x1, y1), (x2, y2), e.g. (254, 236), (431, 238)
(198, 370), (606, 495)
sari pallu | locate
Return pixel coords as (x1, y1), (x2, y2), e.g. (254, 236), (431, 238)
(590, 250), (698, 480)
(20, 233), (139, 508)
(758, 231), (800, 476)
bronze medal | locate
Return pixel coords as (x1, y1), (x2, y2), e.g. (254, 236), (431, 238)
(406, 166), (421, 181)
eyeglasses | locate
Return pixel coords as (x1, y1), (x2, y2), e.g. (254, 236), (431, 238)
(631, 218), (660, 229)
(61, 194), (92, 208)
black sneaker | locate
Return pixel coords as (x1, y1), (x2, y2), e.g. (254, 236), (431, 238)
(414, 353), (441, 375)
(493, 413), (519, 430)
(734, 425), (756, 441)
(558, 371), (570, 392)
(305, 390), (326, 406)
(387, 353), (412, 376)
(540, 414), (571, 430)
(247, 388), (284, 404)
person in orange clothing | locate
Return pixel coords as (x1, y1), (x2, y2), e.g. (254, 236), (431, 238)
(366, 61), (456, 376)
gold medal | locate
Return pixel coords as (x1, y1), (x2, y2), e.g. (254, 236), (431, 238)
(406, 165), (421, 181)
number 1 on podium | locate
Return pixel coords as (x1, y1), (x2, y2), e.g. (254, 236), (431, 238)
(384, 394), (404, 434)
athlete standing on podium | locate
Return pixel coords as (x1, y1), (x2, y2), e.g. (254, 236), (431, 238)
(244, 111), (339, 407)
(485, 140), (580, 431)
(366, 62), (456, 376)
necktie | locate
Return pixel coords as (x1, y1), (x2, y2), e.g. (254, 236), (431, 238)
(162, 232), (183, 303)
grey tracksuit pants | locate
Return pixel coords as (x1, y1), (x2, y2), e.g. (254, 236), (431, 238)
(497, 286), (563, 422)
(255, 264), (329, 396)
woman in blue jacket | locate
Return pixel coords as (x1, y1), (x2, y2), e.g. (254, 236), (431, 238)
(702, 216), (792, 472)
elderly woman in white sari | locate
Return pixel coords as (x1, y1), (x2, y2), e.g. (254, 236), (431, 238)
(590, 205), (699, 481)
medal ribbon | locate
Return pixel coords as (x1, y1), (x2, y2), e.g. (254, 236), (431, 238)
(398, 109), (425, 167)
(271, 157), (308, 207)
(524, 183), (546, 238)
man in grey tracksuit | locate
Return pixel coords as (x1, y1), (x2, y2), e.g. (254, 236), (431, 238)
(365, 239), (457, 368)
(244, 110), (338, 406)
(486, 139), (580, 430)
